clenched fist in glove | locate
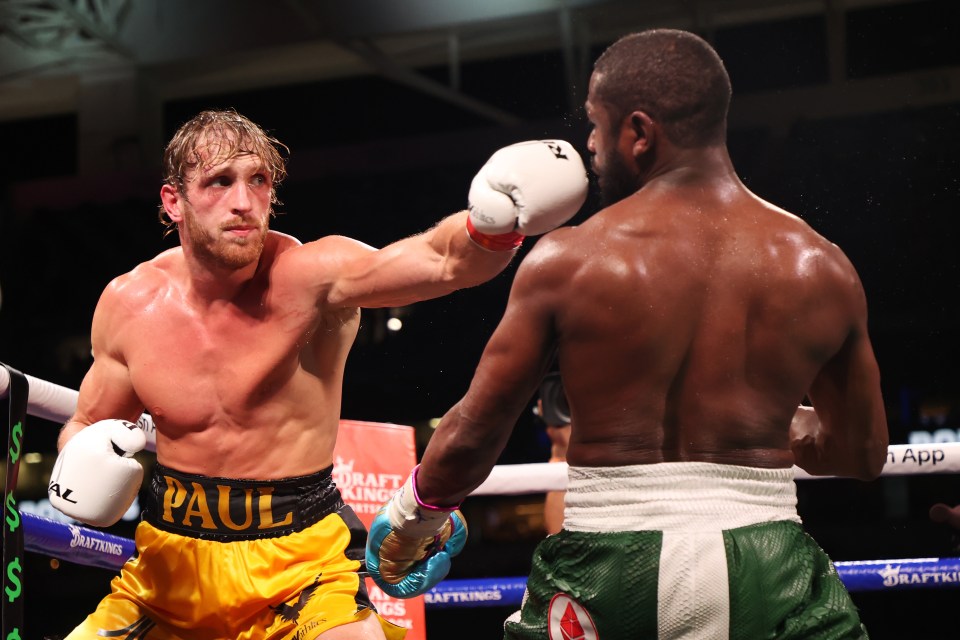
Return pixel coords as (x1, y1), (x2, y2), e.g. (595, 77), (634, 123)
(366, 466), (468, 598)
(467, 140), (588, 250)
(48, 419), (146, 528)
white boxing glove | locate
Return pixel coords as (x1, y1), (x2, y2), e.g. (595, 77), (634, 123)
(48, 419), (146, 528)
(467, 140), (588, 250)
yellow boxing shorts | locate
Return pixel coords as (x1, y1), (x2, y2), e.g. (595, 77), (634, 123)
(64, 463), (406, 639)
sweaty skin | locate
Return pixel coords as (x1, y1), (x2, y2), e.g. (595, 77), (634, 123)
(59, 152), (514, 481)
(416, 74), (888, 506)
(543, 419), (570, 535)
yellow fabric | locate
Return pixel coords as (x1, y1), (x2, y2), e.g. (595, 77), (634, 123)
(64, 516), (406, 639)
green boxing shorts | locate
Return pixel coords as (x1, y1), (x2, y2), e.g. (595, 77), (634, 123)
(505, 462), (868, 640)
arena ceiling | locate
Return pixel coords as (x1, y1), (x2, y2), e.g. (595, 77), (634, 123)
(0, 0), (948, 126)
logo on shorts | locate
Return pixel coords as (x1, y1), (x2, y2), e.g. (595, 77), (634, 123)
(157, 472), (297, 535)
(272, 575), (322, 623)
(548, 593), (598, 640)
(97, 615), (157, 637)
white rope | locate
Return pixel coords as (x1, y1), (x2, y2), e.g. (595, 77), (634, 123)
(0, 366), (157, 452)
(0, 367), (79, 424)
(4, 366), (958, 490)
(471, 443), (960, 495)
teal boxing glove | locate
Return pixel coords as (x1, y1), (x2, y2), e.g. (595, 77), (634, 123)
(365, 467), (468, 598)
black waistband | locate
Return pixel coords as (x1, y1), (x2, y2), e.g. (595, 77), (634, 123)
(145, 463), (344, 541)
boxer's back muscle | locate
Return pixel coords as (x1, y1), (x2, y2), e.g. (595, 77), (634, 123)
(555, 186), (858, 468)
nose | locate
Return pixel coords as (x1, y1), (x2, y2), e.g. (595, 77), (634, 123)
(228, 181), (252, 213)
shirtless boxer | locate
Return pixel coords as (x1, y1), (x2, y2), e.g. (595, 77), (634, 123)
(48, 110), (587, 639)
(368, 30), (889, 639)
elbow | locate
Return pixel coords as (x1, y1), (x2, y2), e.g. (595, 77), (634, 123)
(853, 464), (883, 483)
(854, 434), (890, 481)
(867, 439), (891, 480)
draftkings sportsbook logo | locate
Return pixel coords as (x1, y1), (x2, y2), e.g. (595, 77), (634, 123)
(878, 563), (960, 587)
(332, 456), (404, 516)
(67, 524), (126, 556)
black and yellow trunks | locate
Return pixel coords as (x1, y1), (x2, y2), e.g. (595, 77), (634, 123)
(145, 462), (344, 541)
(64, 465), (406, 639)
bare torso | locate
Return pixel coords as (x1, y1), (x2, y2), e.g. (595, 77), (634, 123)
(107, 232), (358, 478)
(538, 176), (860, 469)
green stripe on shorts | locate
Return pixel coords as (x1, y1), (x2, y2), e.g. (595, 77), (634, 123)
(506, 529), (662, 639)
(505, 522), (869, 640)
(725, 521), (869, 640)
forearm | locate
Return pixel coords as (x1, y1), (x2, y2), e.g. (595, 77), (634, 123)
(326, 212), (516, 309)
(61, 340), (145, 453)
(417, 402), (514, 506)
(792, 433), (886, 480)
(58, 419), (90, 451)
(790, 406), (888, 480)
(797, 324), (889, 480)
(428, 211), (516, 289)
(417, 445), (500, 507)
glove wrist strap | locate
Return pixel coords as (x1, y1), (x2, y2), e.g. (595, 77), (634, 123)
(410, 465), (459, 512)
(388, 467), (459, 536)
(466, 216), (524, 251)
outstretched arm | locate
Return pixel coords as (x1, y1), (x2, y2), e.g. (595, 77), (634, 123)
(320, 140), (588, 309)
(323, 211), (516, 309)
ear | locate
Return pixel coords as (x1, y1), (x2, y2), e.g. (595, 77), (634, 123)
(627, 110), (657, 158)
(160, 183), (184, 224)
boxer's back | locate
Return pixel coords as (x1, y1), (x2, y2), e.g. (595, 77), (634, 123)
(551, 178), (863, 469)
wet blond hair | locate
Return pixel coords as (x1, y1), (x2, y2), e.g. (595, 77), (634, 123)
(158, 109), (289, 231)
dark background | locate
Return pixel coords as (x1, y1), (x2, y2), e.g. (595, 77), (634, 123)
(1, 1), (959, 637)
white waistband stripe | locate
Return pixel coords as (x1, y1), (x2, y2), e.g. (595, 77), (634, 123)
(564, 462), (801, 532)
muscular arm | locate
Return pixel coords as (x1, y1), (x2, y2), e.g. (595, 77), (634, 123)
(307, 139), (588, 309)
(59, 280), (145, 450)
(416, 240), (565, 506)
(790, 275), (888, 480)
(323, 211), (516, 309)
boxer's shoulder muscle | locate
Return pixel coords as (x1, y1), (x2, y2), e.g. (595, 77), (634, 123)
(272, 234), (375, 298)
(93, 256), (176, 344)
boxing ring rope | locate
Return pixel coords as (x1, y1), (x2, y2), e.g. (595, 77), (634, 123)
(4, 366), (960, 616)
(0, 367), (157, 451)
